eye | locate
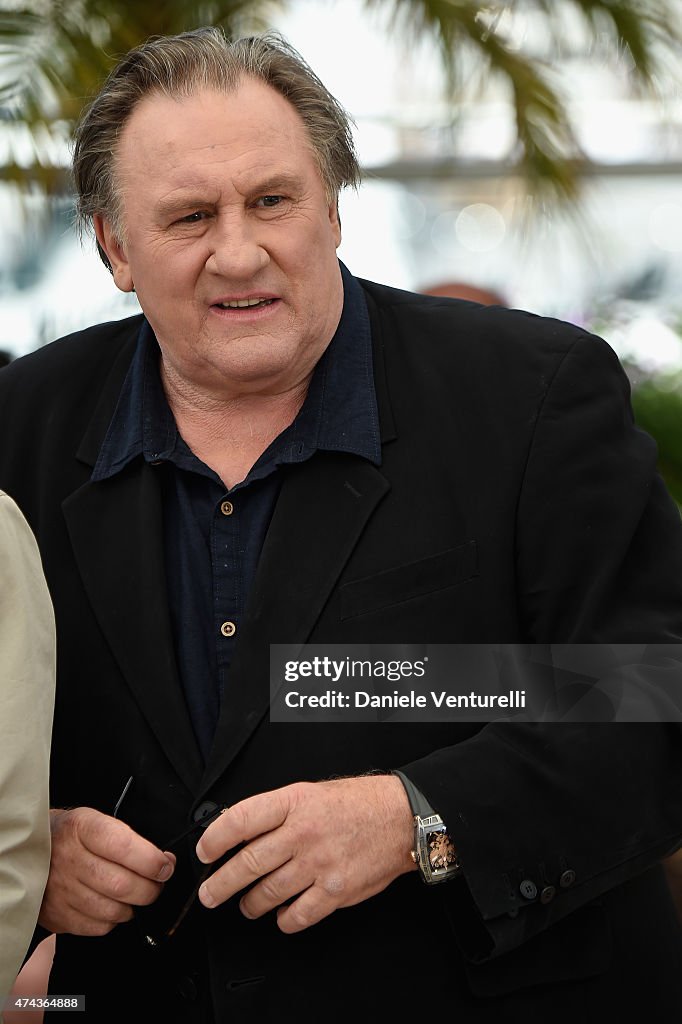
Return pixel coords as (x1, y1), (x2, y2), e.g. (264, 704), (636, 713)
(177, 211), (207, 224)
(256, 195), (284, 208)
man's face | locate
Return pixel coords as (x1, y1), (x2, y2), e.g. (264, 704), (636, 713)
(95, 78), (344, 398)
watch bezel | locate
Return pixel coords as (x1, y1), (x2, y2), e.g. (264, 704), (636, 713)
(413, 813), (461, 884)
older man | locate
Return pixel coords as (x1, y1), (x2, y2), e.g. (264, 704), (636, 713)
(1, 26), (682, 1023)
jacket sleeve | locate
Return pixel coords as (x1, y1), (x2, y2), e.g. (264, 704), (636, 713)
(399, 331), (682, 961)
(0, 493), (56, 1003)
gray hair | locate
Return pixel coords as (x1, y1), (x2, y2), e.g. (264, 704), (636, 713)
(72, 26), (361, 270)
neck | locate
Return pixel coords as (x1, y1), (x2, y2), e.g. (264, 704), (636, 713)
(161, 364), (311, 489)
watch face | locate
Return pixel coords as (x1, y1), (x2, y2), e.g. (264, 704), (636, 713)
(426, 827), (458, 872)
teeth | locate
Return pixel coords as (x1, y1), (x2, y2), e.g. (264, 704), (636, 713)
(217, 297), (273, 309)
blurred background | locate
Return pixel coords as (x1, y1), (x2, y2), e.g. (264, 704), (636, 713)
(1, 1), (682, 1015)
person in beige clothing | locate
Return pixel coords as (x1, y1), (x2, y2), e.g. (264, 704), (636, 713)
(0, 492), (55, 1016)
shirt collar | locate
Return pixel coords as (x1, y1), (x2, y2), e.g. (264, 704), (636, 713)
(92, 261), (381, 484)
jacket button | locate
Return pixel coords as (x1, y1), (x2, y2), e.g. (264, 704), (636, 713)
(519, 879), (537, 900)
(559, 869), (576, 888)
(193, 801), (219, 825)
(540, 885), (556, 904)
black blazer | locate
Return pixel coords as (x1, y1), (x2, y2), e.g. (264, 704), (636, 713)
(1, 278), (682, 1022)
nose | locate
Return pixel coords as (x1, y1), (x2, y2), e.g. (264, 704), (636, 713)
(205, 214), (269, 279)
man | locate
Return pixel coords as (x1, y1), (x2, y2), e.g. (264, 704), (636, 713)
(1, 26), (681, 1022)
(0, 492), (55, 1013)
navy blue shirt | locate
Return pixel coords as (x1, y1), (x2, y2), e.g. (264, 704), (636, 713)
(92, 263), (381, 759)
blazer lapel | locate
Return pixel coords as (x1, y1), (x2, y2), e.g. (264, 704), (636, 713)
(63, 331), (204, 795)
(200, 452), (390, 792)
(63, 466), (204, 794)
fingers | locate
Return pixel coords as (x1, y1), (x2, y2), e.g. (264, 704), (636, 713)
(199, 832), (295, 909)
(40, 874), (134, 936)
(196, 787), (292, 865)
(108, 851), (174, 904)
(43, 807), (176, 936)
(84, 850), (172, 907)
(241, 867), (347, 932)
(71, 807), (175, 882)
(238, 860), (312, 920)
(276, 886), (339, 934)
(200, 848), (344, 928)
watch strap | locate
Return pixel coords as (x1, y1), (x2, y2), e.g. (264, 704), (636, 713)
(392, 769), (436, 819)
(393, 769), (461, 884)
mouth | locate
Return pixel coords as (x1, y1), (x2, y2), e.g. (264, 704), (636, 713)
(212, 297), (277, 310)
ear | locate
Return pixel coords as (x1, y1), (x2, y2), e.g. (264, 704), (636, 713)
(93, 215), (134, 292)
(328, 199), (342, 249)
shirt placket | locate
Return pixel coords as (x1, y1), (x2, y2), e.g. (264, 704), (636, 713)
(212, 493), (239, 690)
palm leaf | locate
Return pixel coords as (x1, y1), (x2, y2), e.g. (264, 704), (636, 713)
(0, 0), (286, 141)
(360, 0), (680, 201)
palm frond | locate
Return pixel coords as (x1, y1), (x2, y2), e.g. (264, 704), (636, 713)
(0, 0), (287, 121)
(0, 158), (69, 190)
(362, 0), (583, 201)
(533, 0), (680, 84)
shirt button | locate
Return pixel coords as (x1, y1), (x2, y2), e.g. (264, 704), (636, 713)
(221, 621), (236, 637)
(221, 500), (234, 516)
(559, 869), (576, 888)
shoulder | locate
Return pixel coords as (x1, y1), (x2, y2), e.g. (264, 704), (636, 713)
(0, 314), (143, 394)
(359, 276), (601, 355)
(357, 276), (621, 397)
(0, 316), (142, 493)
(0, 315), (142, 440)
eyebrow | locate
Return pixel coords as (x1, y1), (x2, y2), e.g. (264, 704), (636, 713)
(246, 172), (305, 195)
(156, 195), (213, 218)
(155, 172), (306, 217)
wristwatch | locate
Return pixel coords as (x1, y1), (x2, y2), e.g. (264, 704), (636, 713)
(393, 770), (461, 884)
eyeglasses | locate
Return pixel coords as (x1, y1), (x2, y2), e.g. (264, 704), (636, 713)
(113, 776), (226, 947)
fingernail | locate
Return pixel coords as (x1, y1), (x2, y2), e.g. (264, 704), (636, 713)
(240, 900), (254, 919)
(156, 861), (173, 882)
(199, 883), (215, 908)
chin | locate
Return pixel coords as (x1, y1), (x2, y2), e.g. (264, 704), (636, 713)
(214, 359), (293, 390)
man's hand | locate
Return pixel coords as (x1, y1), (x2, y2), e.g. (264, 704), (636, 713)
(195, 775), (416, 933)
(39, 807), (176, 936)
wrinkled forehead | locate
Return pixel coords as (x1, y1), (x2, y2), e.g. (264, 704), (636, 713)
(112, 78), (326, 204)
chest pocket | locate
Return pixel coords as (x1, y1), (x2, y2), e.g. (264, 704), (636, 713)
(339, 540), (478, 620)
